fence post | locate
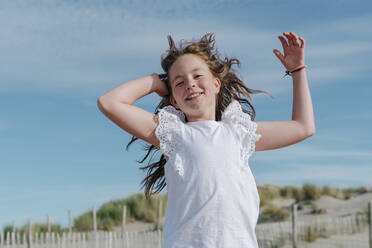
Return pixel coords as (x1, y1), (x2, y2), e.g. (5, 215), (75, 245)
(68, 209), (72, 233)
(93, 205), (97, 233)
(93, 205), (98, 248)
(122, 205), (127, 233)
(28, 218), (32, 248)
(292, 203), (297, 248)
(158, 198), (163, 230)
(47, 215), (51, 233)
(12, 220), (16, 233)
(368, 201), (371, 248)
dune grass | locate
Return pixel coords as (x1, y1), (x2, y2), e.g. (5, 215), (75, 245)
(258, 203), (290, 223)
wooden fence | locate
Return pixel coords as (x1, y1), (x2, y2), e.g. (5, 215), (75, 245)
(1, 201), (371, 248)
(0, 230), (162, 248)
(256, 201), (372, 248)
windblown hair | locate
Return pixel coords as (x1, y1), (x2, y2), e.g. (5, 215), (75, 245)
(126, 32), (273, 199)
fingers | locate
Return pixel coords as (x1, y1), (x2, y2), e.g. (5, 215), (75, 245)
(290, 32), (299, 46)
(273, 49), (285, 64)
(282, 32), (303, 47)
(278, 35), (289, 50)
(298, 36), (306, 48)
(282, 32), (293, 46)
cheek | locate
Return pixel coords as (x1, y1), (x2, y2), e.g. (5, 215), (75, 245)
(173, 87), (183, 99)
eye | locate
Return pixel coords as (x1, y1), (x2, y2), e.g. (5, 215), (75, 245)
(176, 75), (202, 86)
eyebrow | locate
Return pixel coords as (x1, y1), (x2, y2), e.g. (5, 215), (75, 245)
(172, 68), (202, 84)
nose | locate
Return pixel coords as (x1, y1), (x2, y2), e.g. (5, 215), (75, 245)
(185, 76), (196, 89)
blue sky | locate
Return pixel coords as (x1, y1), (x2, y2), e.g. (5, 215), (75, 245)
(1, 0), (371, 230)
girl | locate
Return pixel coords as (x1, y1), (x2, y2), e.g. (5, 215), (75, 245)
(97, 32), (315, 247)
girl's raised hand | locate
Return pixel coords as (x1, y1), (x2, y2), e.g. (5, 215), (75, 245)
(273, 32), (305, 71)
(152, 73), (170, 98)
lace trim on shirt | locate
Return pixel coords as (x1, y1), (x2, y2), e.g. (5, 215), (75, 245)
(155, 105), (186, 178)
(221, 100), (261, 166)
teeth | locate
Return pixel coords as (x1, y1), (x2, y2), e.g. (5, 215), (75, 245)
(187, 92), (202, 100)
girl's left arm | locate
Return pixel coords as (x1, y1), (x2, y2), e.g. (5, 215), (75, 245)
(255, 32), (315, 152)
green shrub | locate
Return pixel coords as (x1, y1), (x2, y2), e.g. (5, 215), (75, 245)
(303, 183), (320, 201)
(311, 203), (317, 211)
(99, 218), (116, 231)
(3, 222), (66, 239)
(310, 203), (327, 214)
(72, 193), (168, 231)
(321, 185), (332, 196)
(257, 184), (281, 207)
(258, 204), (290, 223)
(305, 225), (319, 242)
(357, 186), (368, 194)
(342, 186), (368, 197)
(3, 225), (19, 234)
(344, 193), (352, 200)
(3, 192), (157, 234)
(280, 185), (298, 198)
(293, 187), (305, 202)
(125, 193), (159, 222)
(97, 202), (123, 225)
(297, 203), (304, 210)
(74, 211), (94, 231)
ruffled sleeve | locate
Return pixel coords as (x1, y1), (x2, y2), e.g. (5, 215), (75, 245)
(221, 100), (261, 165)
(155, 105), (186, 177)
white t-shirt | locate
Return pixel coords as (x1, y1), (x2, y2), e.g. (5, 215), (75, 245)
(155, 99), (262, 248)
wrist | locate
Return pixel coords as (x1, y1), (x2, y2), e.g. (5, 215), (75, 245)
(282, 65), (307, 78)
(288, 64), (305, 71)
(150, 73), (160, 93)
(291, 67), (306, 78)
(151, 73), (169, 96)
(291, 66), (306, 74)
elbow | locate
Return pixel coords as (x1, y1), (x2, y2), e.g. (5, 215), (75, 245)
(297, 121), (315, 138)
(97, 95), (114, 106)
(97, 95), (108, 104)
(97, 96), (111, 113)
(97, 96), (104, 108)
(306, 126), (316, 137)
(97, 98), (104, 113)
(307, 130), (315, 137)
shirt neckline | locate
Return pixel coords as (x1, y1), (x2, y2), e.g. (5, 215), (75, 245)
(186, 120), (219, 125)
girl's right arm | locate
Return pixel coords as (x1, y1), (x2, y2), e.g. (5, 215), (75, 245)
(97, 73), (168, 148)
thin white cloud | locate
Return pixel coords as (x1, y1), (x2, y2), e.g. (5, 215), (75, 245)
(320, 112), (372, 122)
(327, 14), (372, 35)
(1, 1), (371, 94)
(308, 41), (372, 59)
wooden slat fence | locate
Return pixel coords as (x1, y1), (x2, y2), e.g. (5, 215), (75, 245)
(0, 230), (163, 248)
(1, 201), (371, 247)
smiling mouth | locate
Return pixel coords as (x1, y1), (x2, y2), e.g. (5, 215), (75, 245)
(186, 92), (204, 101)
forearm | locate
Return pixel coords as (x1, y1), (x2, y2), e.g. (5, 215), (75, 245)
(98, 74), (158, 105)
(291, 69), (315, 134)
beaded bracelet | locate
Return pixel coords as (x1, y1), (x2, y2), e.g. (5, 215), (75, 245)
(282, 65), (307, 78)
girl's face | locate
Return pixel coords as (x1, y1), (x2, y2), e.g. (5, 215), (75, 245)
(168, 54), (221, 122)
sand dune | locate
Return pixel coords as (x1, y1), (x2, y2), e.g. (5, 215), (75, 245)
(116, 193), (372, 233)
(268, 192), (372, 220)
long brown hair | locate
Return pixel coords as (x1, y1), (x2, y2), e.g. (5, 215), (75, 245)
(126, 32), (273, 199)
